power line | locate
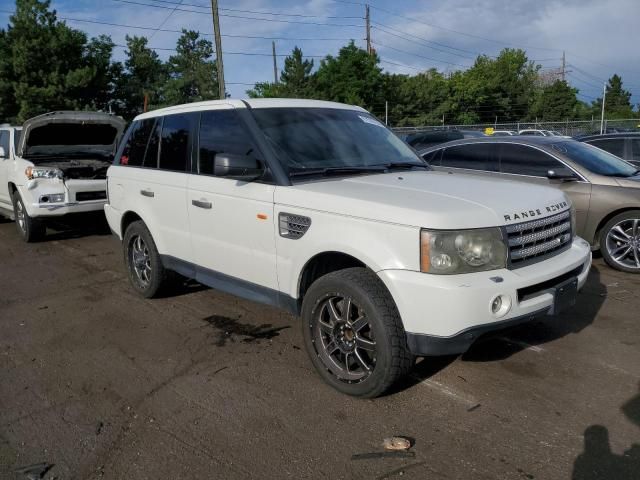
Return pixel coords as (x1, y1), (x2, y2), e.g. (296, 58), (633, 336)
(110, 0), (365, 27)
(113, 43), (328, 58)
(149, 0), (184, 39)
(372, 41), (468, 68)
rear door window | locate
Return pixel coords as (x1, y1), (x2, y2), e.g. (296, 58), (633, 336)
(588, 138), (625, 158)
(198, 110), (257, 176)
(0, 131), (8, 156)
(440, 144), (499, 171)
(159, 113), (197, 172)
(630, 139), (640, 162)
(118, 119), (156, 167)
(500, 144), (573, 177)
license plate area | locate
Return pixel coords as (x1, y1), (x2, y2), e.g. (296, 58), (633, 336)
(549, 276), (578, 315)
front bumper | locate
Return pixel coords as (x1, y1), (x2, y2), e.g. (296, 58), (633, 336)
(20, 179), (107, 217)
(377, 237), (592, 356)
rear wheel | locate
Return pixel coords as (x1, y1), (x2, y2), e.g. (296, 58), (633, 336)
(12, 191), (45, 242)
(301, 268), (414, 398)
(123, 221), (169, 298)
(600, 210), (640, 273)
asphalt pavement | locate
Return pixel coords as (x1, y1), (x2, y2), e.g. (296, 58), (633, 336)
(0, 217), (638, 480)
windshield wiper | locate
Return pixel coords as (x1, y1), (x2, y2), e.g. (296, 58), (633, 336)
(382, 162), (430, 170)
(289, 166), (387, 178)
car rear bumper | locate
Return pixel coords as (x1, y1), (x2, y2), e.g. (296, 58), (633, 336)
(377, 237), (592, 356)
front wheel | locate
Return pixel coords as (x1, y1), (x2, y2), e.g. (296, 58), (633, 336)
(600, 210), (640, 273)
(12, 191), (45, 242)
(301, 268), (414, 398)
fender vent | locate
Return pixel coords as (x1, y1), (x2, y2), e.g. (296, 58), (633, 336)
(279, 213), (311, 239)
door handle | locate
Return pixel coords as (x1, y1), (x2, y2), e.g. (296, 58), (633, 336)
(140, 189), (154, 198)
(192, 199), (212, 209)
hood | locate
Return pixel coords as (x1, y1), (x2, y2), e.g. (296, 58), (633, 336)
(275, 171), (571, 229)
(18, 111), (126, 159)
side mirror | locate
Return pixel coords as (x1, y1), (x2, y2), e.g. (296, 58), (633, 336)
(214, 153), (264, 181)
(0, 146), (6, 159)
(547, 169), (577, 181)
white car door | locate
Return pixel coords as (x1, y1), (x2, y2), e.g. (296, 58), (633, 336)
(186, 107), (279, 297)
(112, 115), (193, 263)
(0, 129), (11, 207)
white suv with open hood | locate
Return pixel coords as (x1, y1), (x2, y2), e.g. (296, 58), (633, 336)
(104, 99), (592, 397)
(0, 112), (125, 241)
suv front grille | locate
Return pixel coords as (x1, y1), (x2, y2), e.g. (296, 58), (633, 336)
(505, 210), (572, 268)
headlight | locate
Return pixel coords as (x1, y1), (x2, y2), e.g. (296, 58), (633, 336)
(25, 166), (63, 180)
(420, 228), (507, 274)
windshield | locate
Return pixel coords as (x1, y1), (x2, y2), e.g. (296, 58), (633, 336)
(552, 141), (639, 177)
(250, 108), (424, 174)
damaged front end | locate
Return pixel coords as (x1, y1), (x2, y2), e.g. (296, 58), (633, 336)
(18, 111), (125, 213)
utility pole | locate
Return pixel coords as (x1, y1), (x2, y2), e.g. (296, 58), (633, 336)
(210, 0), (225, 99)
(561, 51), (566, 82)
(365, 4), (371, 55)
(600, 82), (606, 134)
(272, 41), (278, 84)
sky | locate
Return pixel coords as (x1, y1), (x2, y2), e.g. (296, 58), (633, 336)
(0, 0), (638, 112)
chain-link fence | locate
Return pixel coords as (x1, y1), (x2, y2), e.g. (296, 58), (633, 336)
(392, 118), (640, 137)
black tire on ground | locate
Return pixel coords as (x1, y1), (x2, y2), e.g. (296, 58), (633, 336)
(123, 220), (169, 298)
(599, 209), (640, 273)
(301, 267), (414, 398)
(11, 191), (45, 242)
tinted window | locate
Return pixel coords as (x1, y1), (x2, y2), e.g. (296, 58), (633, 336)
(422, 149), (441, 165)
(588, 138), (625, 158)
(14, 130), (21, 153)
(144, 119), (161, 168)
(440, 144), (498, 171)
(198, 110), (256, 175)
(632, 139), (640, 161)
(551, 141), (637, 177)
(500, 144), (572, 177)
(118, 119), (155, 167)
(159, 114), (195, 172)
(0, 131), (8, 156)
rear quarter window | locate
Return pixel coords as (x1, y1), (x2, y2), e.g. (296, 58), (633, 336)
(117, 119), (157, 168)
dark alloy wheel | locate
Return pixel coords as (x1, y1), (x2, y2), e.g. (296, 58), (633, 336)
(601, 210), (640, 273)
(302, 268), (414, 398)
(123, 220), (169, 298)
(313, 294), (377, 383)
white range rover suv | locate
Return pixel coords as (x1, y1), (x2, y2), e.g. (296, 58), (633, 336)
(105, 99), (592, 397)
(0, 112), (125, 241)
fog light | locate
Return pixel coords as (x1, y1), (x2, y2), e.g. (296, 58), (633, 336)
(490, 294), (512, 318)
(40, 193), (65, 204)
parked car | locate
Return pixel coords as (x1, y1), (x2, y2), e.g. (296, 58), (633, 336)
(577, 133), (640, 167)
(0, 112), (126, 241)
(420, 137), (640, 273)
(403, 129), (486, 150)
(519, 129), (570, 138)
(105, 99), (591, 397)
(492, 130), (516, 136)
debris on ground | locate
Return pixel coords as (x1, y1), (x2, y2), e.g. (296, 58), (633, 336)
(14, 462), (54, 480)
(467, 403), (482, 412)
(382, 437), (412, 451)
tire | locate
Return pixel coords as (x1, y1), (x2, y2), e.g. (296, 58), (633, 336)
(599, 210), (640, 273)
(301, 267), (414, 398)
(11, 191), (45, 242)
(123, 220), (169, 298)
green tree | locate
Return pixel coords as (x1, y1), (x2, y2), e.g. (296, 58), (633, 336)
(162, 29), (218, 106)
(0, 0), (106, 123)
(530, 80), (578, 121)
(592, 74), (634, 119)
(386, 69), (450, 126)
(247, 46), (314, 98)
(313, 41), (384, 110)
(114, 35), (167, 119)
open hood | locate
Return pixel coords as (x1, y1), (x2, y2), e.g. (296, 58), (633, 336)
(18, 111), (126, 159)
